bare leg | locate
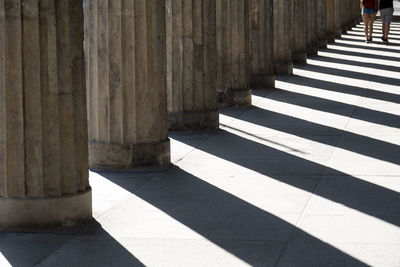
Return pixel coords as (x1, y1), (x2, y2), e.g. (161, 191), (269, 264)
(369, 13), (376, 39)
(362, 14), (370, 40)
(384, 23), (390, 39)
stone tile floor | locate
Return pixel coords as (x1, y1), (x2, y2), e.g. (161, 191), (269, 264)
(1, 21), (400, 267)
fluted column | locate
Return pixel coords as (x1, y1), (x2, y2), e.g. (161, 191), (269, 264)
(166, 0), (218, 131)
(306, 0), (318, 56)
(273, 0), (293, 74)
(85, 0), (170, 169)
(326, 0), (336, 42)
(249, 0), (275, 89)
(334, 0), (342, 38)
(0, 0), (91, 230)
(316, 0), (327, 48)
(216, 0), (251, 107)
(292, 0), (307, 64)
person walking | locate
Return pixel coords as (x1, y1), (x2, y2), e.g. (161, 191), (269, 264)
(361, 0), (377, 43)
(379, 0), (394, 44)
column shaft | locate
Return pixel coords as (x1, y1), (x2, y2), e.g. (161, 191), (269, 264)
(85, 0), (170, 170)
(166, 0), (218, 131)
(249, 0), (275, 89)
(273, 0), (293, 74)
(326, 0), (336, 42)
(0, 0), (91, 230)
(292, 0), (307, 64)
(316, 0), (327, 48)
(306, 0), (318, 55)
(216, 0), (251, 107)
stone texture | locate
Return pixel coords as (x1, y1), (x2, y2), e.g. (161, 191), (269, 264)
(85, 0), (170, 170)
(166, 0), (219, 131)
(249, 0), (275, 89)
(273, 0), (293, 74)
(216, 0), (251, 107)
(316, 0), (328, 48)
(0, 0), (91, 230)
(326, 0), (337, 43)
(306, 0), (319, 56)
(292, 0), (307, 64)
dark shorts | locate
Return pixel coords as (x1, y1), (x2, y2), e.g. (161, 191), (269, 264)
(380, 8), (394, 23)
(362, 7), (376, 15)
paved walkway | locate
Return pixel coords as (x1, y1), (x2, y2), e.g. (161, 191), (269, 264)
(1, 21), (400, 267)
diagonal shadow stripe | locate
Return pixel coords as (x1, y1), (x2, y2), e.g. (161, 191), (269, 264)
(299, 63), (400, 87)
(331, 40), (400, 53)
(99, 165), (369, 267)
(253, 87), (400, 129)
(312, 55), (400, 73)
(0, 221), (145, 266)
(342, 32), (400, 40)
(281, 74), (400, 105)
(173, 128), (400, 229)
(220, 106), (400, 166)
(323, 46), (400, 62)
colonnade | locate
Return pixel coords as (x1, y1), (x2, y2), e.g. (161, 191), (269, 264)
(0, 0), (361, 230)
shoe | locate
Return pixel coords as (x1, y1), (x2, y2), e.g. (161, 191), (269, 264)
(381, 36), (385, 42)
(384, 39), (389, 45)
(368, 37), (373, 42)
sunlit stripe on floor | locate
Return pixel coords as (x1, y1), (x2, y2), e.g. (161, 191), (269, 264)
(275, 80), (400, 117)
(254, 96), (400, 146)
(293, 68), (400, 96)
(306, 58), (400, 79)
(219, 112), (400, 188)
(326, 43), (400, 59)
(90, 172), (251, 266)
(317, 50), (400, 68)
(344, 30), (400, 41)
(0, 254), (11, 267)
(339, 33), (400, 44)
(334, 38), (400, 49)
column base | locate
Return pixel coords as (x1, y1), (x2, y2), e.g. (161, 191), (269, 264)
(327, 32), (336, 43)
(318, 39), (328, 49)
(0, 188), (92, 231)
(251, 74), (275, 89)
(335, 29), (342, 39)
(292, 52), (307, 65)
(307, 45), (319, 57)
(217, 88), (252, 107)
(89, 139), (171, 170)
(275, 62), (293, 75)
(168, 110), (219, 132)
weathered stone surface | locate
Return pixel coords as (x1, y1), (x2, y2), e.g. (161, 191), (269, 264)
(249, 0), (275, 89)
(306, 0), (319, 56)
(292, 0), (307, 64)
(216, 0), (251, 107)
(0, 0), (91, 230)
(273, 0), (293, 74)
(326, 0), (336, 43)
(166, 0), (219, 131)
(316, 0), (328, 48)
(85, 0), (170, 169)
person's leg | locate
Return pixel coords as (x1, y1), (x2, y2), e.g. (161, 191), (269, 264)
(368, 13), (376, 40)
(384, 23), (390, 39)
(362, 13), (370, 40)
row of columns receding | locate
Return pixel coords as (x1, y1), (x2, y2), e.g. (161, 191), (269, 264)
(0, 0), (361, 230)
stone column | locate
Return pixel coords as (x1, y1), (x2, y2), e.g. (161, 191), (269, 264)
(166, 0), (218, 131)
(306, 0), (318, 56)
(292, 0), (307, 64)
(273, 0), (293, 74)
(0, 0), (91, 230)
(216, 0), (251, 107)
(85, 0), (170, 170)
(334, 0), (342, 38)
(326, 0), (336, 43)
(316, 0), (327, 48)
(249, 0), (275, 89)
